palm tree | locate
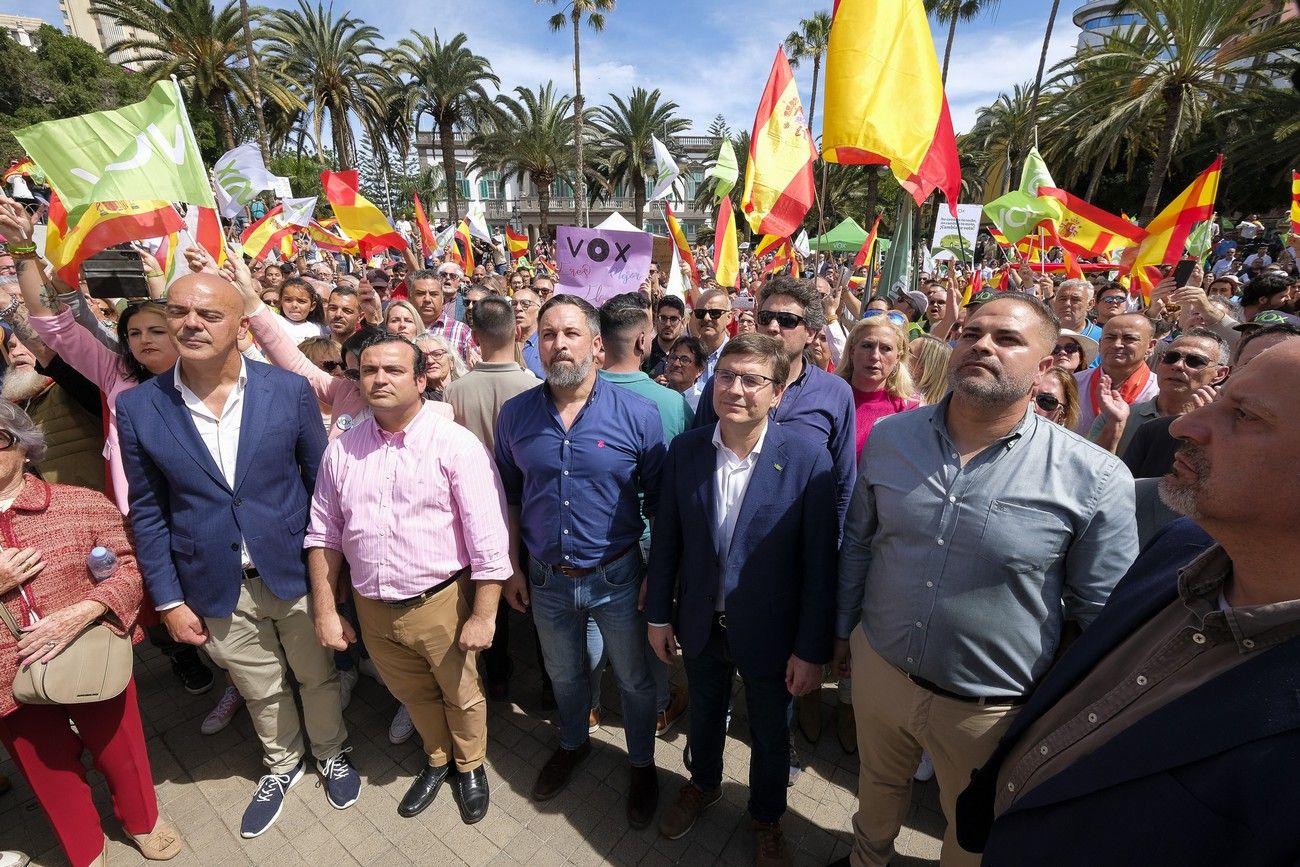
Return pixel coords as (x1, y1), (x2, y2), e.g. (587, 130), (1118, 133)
(238, 0), (269, 162)
(783, 10), (833, 136)
(589, 87), (689, 227)
(967, 83), (1036, 198)
(1027, 0), (1062, 131)
(924, 0), (999, 83)
(469, 83), (576, 238)
(693, 130), (750, 218)
(89, 0), (299, 151)
(1074, 0), (1300, 221)
(392, 31), (499, 222)
(543, 0), (616, 226)
(262, 0), (388, 167)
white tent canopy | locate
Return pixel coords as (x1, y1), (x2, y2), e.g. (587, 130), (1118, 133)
(595, 212), (642, 233)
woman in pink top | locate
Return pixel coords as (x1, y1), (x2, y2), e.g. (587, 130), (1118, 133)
(837, 316), (922, 462)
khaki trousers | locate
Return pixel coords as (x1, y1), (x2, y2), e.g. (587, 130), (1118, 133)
(848, 627), (1019, 867)
(204, 577), (346, 774)
(354, 578), (486, 770)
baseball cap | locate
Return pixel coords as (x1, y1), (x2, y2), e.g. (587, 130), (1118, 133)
(903, 290), (929, 317)
(966, 289), (998, 306)
(1233, 310), (1300, 332)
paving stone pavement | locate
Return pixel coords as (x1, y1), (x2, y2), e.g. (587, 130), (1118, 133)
(0, 612), (944, 866)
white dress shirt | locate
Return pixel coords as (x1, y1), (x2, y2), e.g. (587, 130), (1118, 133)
(712, 422), (768, 612)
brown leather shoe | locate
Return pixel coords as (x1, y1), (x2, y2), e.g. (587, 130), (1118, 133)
(658, 782), (721, 839)
(131, 817), (183, 860)
(835, 702), (857, 754)
(796, 691), (823, 742)
(626, 764), (659, 829)
(753, 820), (792, 866)
(655, 686), (689, 737)
(531, 741), (591, 801)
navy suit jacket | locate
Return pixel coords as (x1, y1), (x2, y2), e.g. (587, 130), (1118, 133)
(644, 422), (839, 674)
(958, 518), (1300, 866)
(117, 361), (327, 619)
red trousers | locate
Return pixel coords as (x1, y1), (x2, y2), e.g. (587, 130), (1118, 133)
(0, 678), (158, 867)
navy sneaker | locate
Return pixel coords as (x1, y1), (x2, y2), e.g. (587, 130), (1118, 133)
(240, 761), (305, 838)
(318, 747), (361, 810)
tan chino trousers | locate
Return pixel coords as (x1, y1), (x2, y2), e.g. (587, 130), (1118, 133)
(848, 627), (1019, 867)
(354, 578), (487, 770)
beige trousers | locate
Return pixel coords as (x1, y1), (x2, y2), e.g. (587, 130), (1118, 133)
(848, 627), (1019, 867)
(204, 577), (346, 774)
(354, 579), (487, 771)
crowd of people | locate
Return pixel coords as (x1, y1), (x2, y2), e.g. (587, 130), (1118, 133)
(0, 185), (1297, 867)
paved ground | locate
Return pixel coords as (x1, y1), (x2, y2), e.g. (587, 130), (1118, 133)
(0, 612), (945, 866)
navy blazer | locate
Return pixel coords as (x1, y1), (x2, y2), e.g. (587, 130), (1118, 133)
(644, 422), (839, 674)
(958, 518), (1300, 866)
(117, 361), (327, 619)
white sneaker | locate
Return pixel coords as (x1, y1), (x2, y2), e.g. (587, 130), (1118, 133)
(339, 668), (359, 710)
(358, 657), (384, 686)
(388, 705), (415, 745)
(0, 852), (31, 867)
(201, 685), (245, 735)
(913, 752), (935, 782)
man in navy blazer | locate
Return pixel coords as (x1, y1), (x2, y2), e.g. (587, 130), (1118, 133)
(645, 333), (839, 865)
(118, 270), (357, 840)
(958, 338), (1300, 866)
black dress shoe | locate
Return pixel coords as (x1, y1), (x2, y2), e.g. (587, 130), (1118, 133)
(451, 766), (490, 824)
(398, 763), (451, 818)
(531, 741), (591, 801)
(626, 763), (659, 829)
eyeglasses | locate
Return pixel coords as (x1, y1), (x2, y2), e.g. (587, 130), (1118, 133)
(693, 308), (728, 321)
(863, 310), (909, 328)
(1099, 294), (1127, 304)
(1051, 343), (1082, 356)
(657, 314), (682, 325)
(536, 286), (554, 297)
(756, 310), (806, 329)
(667, 353), (697, 366)
(514, 300), (537, 310)
(343, 368), (360, 381)
(425, 349), (448, 361)
(437, 273), (459, 281)
(1160, 350), (1211, 370)
(1034, 393), (1062, 412)
(321, 360), (344, 372)
(715, 369), (778, 392)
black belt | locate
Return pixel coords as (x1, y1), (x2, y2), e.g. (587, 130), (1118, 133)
(900, 669), (1027, 707)
(242, 566), (260, 580)
(551, 543), (636, 578)
(382, 567), (469, 608)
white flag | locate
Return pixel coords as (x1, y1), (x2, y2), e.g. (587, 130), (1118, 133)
(281, 196), (317, 227)
(792, 229), (810, 257)
(465, 201), (492, 242)
(665, 246), (687, 300)
(212, 143), (276, 219)
(648, 136), (680, 203)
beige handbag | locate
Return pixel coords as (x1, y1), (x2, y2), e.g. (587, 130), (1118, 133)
(0, 601), (132, 705)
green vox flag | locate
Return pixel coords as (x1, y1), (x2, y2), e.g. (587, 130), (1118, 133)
(876, 199), (914, 300)
(14, 80), (216, 214)
(1018, 146), (1055, 197)
(707, 139), (738, 202)
(984, 146), (1064, 244)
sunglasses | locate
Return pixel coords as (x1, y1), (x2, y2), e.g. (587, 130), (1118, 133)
(1051, 343), (1082, 356)
(321, 360), (344, 373)
(756, 310), (806, 329)
(693, 308), (728, 321)
(1160, 350), (1211, 370)
(863, 309), (909, 328)
(1034, 393), (1062, 412)
(1099, 294), (1127, 304)
(343, 368), (360, 381)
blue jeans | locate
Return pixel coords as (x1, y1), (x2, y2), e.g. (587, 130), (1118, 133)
(530, 549), (657, 766)
(684, 619), (791, 823)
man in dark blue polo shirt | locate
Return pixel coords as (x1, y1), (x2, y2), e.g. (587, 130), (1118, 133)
(495, 294), (667, 830)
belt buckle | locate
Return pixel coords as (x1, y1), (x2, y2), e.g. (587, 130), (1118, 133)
(717, 613), (727, 629)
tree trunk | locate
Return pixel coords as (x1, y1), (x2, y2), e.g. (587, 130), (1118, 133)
(941, 12), (958, 84)
(807, 53), (821, 137)
(239, 0), (270, 164)
(1140, 90), (1183, 223)
(439, 119), (460, 222)
(212, 93), (236, 152)
(864, 166), (881, 226)
(1028, 0), (1061, 131)
(572, 16), (585, 227)
(633, 167), (645, 229)
(332, 109), (351, 168)
(539, 180), (552, 240)
(1084, 139), (1116, 201)
(313, 107), (325, 165)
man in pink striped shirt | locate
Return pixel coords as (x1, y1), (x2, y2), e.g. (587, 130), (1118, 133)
(306, 333), (511, 825)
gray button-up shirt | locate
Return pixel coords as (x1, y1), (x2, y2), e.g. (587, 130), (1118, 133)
(838, 396), (1139, 698)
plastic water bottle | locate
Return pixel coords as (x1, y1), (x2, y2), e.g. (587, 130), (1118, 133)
(88, 546), (118, 582)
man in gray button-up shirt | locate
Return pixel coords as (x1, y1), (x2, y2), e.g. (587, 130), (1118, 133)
(832, 293), (1138, 867)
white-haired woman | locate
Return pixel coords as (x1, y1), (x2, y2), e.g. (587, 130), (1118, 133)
(415, 333), (466, 402)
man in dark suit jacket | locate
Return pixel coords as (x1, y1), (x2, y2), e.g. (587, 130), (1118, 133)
(118, 270), (357, 840)
(958, 339), (1300, 866)
(645, 333), (839, 866)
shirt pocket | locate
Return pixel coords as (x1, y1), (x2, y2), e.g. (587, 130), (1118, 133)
(976, 500), (1071, 575)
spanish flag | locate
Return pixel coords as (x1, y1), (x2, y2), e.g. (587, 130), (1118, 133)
(450, 220), (475, 274)
(821, 0), (961, 213)
(240, 205), (296, 262)
(1123, 156), (1222, 283)
(714, 197), (740, 289)
(663, 203), (698, 285)
(753, 234), (787, 259)
(307, 220), (359, 255)
(1036, 187), (1147, 258)
(321, 169), (406, 257)
(2, 158), (35, 184)
(505, 226), (530, 263)
(413, 193), (436, 255)
(46, 198), (183, 285)
(741, 47), (816, 237)
(1291, 170), (1299, 236)
(852, 214), (882, 269)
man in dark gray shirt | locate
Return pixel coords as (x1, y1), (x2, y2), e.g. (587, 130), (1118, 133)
(832, 292), (1138, 867)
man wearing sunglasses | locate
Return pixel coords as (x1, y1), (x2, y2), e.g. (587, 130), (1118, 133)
(688, 290), (732, 380)
(1092, 282), (1129, 328)
(1090, 330), (1229, 456)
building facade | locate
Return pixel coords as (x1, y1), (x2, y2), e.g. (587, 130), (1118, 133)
(57, 0), (148, 67)
(0, 14), (46, 50)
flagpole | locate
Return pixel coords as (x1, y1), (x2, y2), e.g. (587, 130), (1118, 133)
(169, 74), (224, 258)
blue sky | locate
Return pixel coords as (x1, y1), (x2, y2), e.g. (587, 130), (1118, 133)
(7, 0), (1080, 135)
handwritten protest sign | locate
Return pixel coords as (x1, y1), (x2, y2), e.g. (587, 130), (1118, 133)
(555, 226), (653, 303)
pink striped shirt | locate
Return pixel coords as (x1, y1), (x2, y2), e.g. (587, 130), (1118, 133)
(305, 401), (512, 600)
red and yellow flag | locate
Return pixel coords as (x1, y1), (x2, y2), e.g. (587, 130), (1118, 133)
(753, 233), (787, 259)
(713, 197), (739, 289)
(1123, 155), (1222, 280)
(240, 205), (296, 262)
(853, 214), (883, 269)
(740, 46), (816, 237)
(505, 226), (529, 263)
(2, 158), (34, 184)
(46, 199), (183, 285)
(307, 220), (358, 255)
(186, 205), (227, 267)
(821, 0), (961, 212)
(1291, 170), (1299, 236)
(321, 170), (406, 257)
(663, 203), (698, 285)
(762, 239), (796, 275)
(412, 193), (436, 255)
(1037, 187), (1147, 258)
(450, 220), (475, 274)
